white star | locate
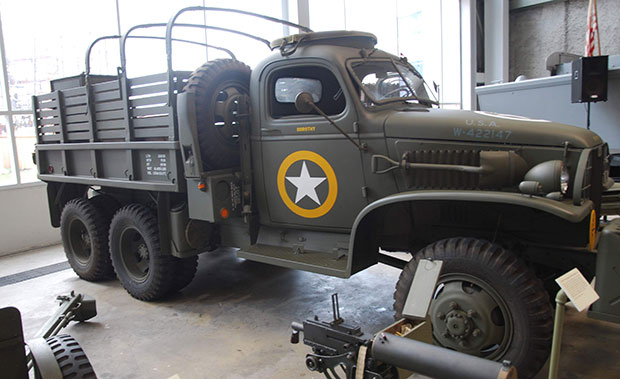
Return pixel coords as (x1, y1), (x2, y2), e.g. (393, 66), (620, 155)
(286, 161), (326, 205)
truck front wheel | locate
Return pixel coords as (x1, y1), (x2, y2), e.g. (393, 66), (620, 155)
(109, 204), (175, 301)
(60, 198), (113, 281)
(393, 238), (553, 379)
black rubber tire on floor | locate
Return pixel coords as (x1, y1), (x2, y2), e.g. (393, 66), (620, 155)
(45, 334), (96, 378)
(393, 238), (553, 379)
(183, 59), (251, 170)
(60, 198), (114, 281)
(109, 204), (176, 301)
(168, 255), (199, 294)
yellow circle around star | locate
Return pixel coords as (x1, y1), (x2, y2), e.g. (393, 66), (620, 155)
(277, 151), (338, 218)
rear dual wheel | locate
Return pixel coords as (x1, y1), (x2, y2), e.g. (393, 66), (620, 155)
(109, 204), (197, 301)
(60, 198), (114, 281)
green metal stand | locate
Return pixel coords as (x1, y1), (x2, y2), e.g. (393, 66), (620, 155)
(548, 289), (568, 379)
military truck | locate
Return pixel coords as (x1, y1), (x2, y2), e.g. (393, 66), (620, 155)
(33, 7), (620, 378)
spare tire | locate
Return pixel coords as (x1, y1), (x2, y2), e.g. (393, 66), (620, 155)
(183, 59), (251, 170)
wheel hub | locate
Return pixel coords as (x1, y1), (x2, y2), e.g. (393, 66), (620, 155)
(69, 219), (92, 263)
(444, 309), (472, 339)
(119, 228), (150, 282)
(429, 276), (512, 359)
(137, 244), (149, 261)
(213, 86), (245, 145)
(81, 231), (91, 247)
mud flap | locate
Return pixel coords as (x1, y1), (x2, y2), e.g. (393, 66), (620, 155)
(601, 182), (620, 216)
(589, 218), (620, 324)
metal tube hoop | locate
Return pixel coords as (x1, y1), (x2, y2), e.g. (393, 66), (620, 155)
(165, 6), (313, 101)
(120, 23), (245, 73)
(85, 35), (121, 76)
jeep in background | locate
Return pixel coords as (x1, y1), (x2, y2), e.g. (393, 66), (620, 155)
(33, 7), (620, 378)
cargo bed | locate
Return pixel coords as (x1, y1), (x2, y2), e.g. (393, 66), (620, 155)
(34, 71), (192, 192)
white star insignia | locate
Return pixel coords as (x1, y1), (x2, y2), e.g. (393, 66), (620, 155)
(286, 161), (326, 205)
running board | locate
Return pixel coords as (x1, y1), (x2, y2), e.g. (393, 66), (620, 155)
(237, 244), (348, 278)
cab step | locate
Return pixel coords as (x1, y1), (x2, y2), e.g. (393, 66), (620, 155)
(237, 244), (348, 278)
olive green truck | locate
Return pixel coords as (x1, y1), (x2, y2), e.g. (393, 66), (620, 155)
(33, 7), (620, 378)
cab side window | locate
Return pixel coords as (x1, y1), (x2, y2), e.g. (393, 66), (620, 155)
(270, 66), (346, 118)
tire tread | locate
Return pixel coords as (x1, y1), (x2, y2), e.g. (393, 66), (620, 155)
(45, 334), (96, 378)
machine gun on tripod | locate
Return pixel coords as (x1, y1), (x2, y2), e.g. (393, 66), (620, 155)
(291, 293), (517, 379)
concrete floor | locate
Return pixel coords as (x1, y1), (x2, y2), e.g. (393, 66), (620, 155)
(1, 245), (619, 379)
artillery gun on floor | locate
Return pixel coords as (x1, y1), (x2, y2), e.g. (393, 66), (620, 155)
(0, 292), (97, 379)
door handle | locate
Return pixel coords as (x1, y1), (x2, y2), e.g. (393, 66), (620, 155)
(261, 128), (281, 135)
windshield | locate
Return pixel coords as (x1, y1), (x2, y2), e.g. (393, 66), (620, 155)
(348, 59), (433, 107)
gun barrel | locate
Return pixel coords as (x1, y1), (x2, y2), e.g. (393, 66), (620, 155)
(291, 321), (304, 332)
(371, 333), (516, 379)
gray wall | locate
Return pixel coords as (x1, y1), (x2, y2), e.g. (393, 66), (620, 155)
(510, 0), (620, 80)
(477, 65), (620, 151)
(0, 184), (60, 256)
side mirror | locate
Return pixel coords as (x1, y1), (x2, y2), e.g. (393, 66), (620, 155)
(295, 92), (315, 114)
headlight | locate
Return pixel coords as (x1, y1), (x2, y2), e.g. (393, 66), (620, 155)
(522, 160), (569, 195)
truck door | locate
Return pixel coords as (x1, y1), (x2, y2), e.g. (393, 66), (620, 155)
(256, 60), (367, 229)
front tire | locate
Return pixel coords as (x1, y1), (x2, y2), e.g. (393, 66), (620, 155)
(393, 238), (553, 379)
(109, 204), (175, 301)
(60, 198), (113, 281)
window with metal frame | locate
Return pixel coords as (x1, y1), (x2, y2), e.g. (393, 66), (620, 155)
(269, 66), (346, 118)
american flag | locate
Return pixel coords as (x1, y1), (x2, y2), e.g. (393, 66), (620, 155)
(585, 0), (601, 57)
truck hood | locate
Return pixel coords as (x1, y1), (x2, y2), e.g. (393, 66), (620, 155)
(384, 108), (603, 148)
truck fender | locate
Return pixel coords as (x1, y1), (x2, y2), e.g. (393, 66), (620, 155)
(347, 190), (594, 275)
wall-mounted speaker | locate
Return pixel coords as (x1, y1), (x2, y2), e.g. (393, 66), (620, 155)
(571, 55), (608, 103)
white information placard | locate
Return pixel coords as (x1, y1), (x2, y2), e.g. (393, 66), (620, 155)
(402, 259), (443, 320)
(555, 268), (600, 312)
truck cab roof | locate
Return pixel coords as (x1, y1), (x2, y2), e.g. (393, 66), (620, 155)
(270, 30), (377, 50)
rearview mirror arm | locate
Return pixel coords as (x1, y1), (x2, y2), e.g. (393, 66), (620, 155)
(295, 92), (366, 151)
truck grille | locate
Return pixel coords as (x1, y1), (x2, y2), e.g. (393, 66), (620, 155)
(574, 146), (605, 209)
(581, 151), (593, 202)
(404, 149), (480, 189)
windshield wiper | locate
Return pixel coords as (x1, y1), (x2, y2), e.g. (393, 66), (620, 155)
(399, 56), (423, 78)
(391, 60), (419, 102)
(398, 57), (439, 105)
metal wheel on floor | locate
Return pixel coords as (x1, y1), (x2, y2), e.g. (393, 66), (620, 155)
(41, 334), (96, 379)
